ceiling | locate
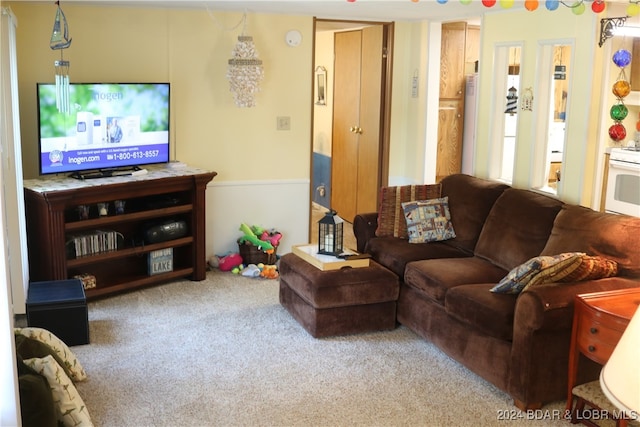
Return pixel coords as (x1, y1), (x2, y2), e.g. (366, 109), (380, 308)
(55, 0), (504, 23)
(193, 1), (495, 22)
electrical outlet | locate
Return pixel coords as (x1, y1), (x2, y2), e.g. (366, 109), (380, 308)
(277, 116), (291, 131)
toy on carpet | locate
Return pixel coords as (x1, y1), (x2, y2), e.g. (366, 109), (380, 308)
(231, 262), (279, 279)
(240, 264), (261, 277)
(209, 252), (243, 272)
(259, 264), (279, 279)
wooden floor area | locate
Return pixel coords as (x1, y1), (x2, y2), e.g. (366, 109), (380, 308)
(310, 203), (358, 252)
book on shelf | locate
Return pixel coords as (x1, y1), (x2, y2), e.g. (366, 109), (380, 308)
(66, 230), (123, 258)
(148, 248), (173, 276)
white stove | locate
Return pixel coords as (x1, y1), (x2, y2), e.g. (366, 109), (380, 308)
(606, 147), (640, 217)
(610, 147), (640, 165)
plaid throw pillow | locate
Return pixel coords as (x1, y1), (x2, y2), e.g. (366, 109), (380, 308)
(376, 184), (442, 239)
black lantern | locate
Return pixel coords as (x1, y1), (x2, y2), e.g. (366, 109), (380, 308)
(318, 209), (343, 256)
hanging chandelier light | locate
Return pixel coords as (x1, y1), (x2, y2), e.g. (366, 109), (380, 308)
(226, 14), (264, 108)
(50, 1), (72, 114)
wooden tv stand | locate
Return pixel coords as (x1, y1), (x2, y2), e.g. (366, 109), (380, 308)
(24, 166), (216, 299)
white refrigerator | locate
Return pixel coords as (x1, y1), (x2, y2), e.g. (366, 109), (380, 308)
(462, 74), (478, 175)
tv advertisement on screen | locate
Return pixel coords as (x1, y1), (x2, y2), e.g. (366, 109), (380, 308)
(37, 83), (170, 175)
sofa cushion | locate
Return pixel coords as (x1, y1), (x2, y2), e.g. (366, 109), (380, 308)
(445, 283), (517, 341)
(366, 237), (470, 279)
(541, 205), (640, 278)
(404, 256), (508, 305)
(375, 184), (442, 238)
(439, 174), (510, 253)
(474, 188), (564, 271)
(490, 252), (584, 294)
(402, 197), (456, 243)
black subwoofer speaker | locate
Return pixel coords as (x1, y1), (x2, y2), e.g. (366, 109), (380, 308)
(144, 219), (188, 244)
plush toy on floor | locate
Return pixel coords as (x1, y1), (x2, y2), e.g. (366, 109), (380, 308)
(238, 223), (274, 251)
(229, 262), (279, 279)
(208, 253), (243, 272)
(259, 264), (279, 279)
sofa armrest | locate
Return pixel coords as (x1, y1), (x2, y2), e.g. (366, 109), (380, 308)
(515, 276), (640, 332)
(353, 212), (378, 253)
(508, 277), (640, 406)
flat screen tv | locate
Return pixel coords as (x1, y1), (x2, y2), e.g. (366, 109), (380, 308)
(37, 82), (170, 178)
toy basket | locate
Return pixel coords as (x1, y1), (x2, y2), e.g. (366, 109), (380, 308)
(238, 241), (277, 265)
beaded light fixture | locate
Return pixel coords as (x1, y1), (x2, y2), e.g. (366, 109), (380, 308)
(50, 1), (72, 114)
(226, 15), (264, 108)
(347, 0), (640, 17)
(609, 49), (632, 142)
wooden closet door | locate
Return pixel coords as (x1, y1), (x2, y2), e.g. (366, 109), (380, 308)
(331, 30), (361, 222)
(357, 25), (383, 217)
(331, 26), (383, 222)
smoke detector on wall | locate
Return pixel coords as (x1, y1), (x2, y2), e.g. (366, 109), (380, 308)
(285, 30), (302, 47)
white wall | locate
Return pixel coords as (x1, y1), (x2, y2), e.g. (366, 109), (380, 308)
(207, 179), (310, 258)
(476, 8), (599, 206)
(0, 6), (21, 425)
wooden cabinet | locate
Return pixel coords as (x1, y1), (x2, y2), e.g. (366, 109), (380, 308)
(437, 22), (468, 182)
(465, 25), (481, 74)
(440, 22), (467, 100)
(566, 288), (640, 412)
(24, 166), (216, 299)
(437, 99), (464, 179)
(631, 38), (640, 92)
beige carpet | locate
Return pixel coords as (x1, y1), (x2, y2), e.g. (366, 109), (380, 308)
(65, 270), (578, 427)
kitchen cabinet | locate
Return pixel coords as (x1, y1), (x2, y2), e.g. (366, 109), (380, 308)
(631, 38), (639, 92)
(437, 22), (473, 182)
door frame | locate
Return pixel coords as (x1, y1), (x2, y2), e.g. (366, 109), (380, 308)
(309, 18), (394, 239)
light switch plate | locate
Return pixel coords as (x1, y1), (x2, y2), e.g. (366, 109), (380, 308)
(277, 116), (291, 131)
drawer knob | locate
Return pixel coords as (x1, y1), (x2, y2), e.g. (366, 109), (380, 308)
(590, 327), (598, 334)
(588, 345), (596, 352)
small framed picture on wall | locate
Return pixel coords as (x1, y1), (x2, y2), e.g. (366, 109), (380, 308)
(315, 66), (327, 106)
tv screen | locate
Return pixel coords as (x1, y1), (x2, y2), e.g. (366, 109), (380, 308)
(37, 82), (170, 176)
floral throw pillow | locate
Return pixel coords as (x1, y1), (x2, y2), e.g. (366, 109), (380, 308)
(491, 252), (584, 294)
(402, 197), (456, 243)
(375, 184), (442, 239)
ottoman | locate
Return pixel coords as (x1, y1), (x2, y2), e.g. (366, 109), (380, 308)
(279, 252), (400, 338)
(26, 279), (89, 346)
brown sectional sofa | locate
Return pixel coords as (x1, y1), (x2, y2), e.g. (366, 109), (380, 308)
(353, 174), (640, 410)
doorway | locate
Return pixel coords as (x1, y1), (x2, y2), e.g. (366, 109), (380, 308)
(310, 19), (394, 246)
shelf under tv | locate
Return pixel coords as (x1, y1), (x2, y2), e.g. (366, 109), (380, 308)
(24, 167), (217, 299)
